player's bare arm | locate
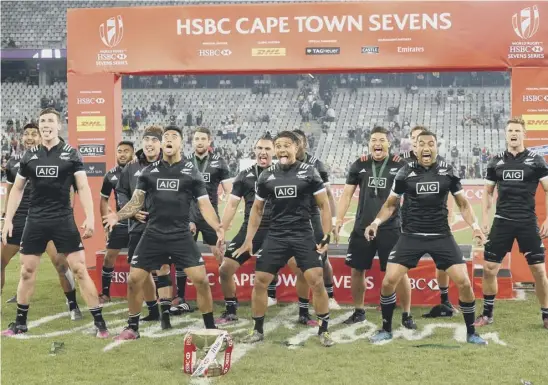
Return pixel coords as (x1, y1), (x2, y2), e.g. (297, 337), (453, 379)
(334, 184), (357, 243)
(2, 183), (13, 217)
(103, 189), (145, 231)
(221, 194), (241, 230)
(221, 179), (233, 202)
(314, 190), (333, 253)
(233, 199), (264, 258)
(326, 185), (337, 219)
(75, 171), (95, 239)
(1, 176), (26, 244)
(482, 183), (495, 234)
(540, 178), (548, 238)
(364, 194), (399, 241)
(453, 192), (485, 245)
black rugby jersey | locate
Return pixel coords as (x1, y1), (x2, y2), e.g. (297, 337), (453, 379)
(346, 154), (406, 230)
(230, 164), (271, 229)
(256, 161), (325, 231)
(5, 154), (31, 220)
(392, 160), (461, 235)
(302, 152), (329, 215)
(485, 149), (548, 221)
(185, 153), (230, 210)
(116, 149), (159, 233)
(17, 141), (84, 220)
(100, 165), (128, 226)
(136, 159), (208, 238)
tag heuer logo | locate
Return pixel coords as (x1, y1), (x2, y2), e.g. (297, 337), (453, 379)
(306, 47), (340, 55)
(78, 144), (105, 157)
(361, 46), (379, 54)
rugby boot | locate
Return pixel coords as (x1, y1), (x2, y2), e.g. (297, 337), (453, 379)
(170, 297), (194, 315)
(160, 313), (172, 330)
(140, 312), (160, 322)
(474, 315), (494, 327)
(370, 330), (393, 343)
(215, 311), (239, 325)
(467, 333), (488, 345)
(298, 314), (319, 327)
(343, 310), (366, 325)
(443, 300), (459, 314)
(543, 318), (548, 330)
(267, 297), (278, 307)
(114, 327), (140, 341)
(402, 315), (417, 330)
(94, 321), (110, 339)
(6, 295), (17, 304)
(241, 330), (264, 344)
(319, 332), (335, 347)
(70, 308), (83, 321)
(1, 323), (28, 336)
(328, 298), (341, 310)
(98, 294), (111, 304)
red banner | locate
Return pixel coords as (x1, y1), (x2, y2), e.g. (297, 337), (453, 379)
(67, 2), (547, 75)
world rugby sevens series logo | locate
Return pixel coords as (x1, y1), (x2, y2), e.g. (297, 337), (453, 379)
(512, 5), (540, 39)
(99, 16), (124, 48)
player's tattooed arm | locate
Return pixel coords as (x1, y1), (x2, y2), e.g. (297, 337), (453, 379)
(117, 189), (145, 221)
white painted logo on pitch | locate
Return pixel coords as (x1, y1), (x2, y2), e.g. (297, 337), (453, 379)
(502, 170), (523, 181)
(36, 165), (58, 178)
(157, 178), (180, 191)
(274, 185), (297, 198)
(416, 181), (439, 194)
(368, 177), (387, 188)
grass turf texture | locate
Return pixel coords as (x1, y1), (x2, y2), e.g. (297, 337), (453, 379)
(3, 201), (546, 384)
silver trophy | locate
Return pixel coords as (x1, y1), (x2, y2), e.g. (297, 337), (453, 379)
(183, 329), (234, 377)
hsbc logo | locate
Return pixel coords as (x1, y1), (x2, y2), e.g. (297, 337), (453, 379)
(416, 181), (439, 194)
(198, 49), (232, 57)
(512, 5), (540, 40)
(274, 185), (297, 198)
(522, 95), (548, 103)
(502, 170), (523, 181)
(36, 165), (58, 178)
(100, 16), (124, 48)
(77, 97), (105, 105)
(367, 177), (387, 188)
(157, 178), (180, 191)
(409, 278), (439, 291)
(78, 144), (106, 157)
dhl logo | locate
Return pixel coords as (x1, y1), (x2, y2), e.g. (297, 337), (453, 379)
(524, 114), (548, 131)
(251, 48), (286, 57)
(76, 116), (106, 132)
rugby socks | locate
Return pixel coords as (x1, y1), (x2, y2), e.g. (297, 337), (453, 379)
(482, 294), (496, 318)
(176, 268), (187, 300)
(65, 268), (76, 291)
(225, 297), (238, 315)
(202, 312), (216, 329)
(101, 266), (114, 297)
(128, 313), (141, 332)
(267, 278), (277, 299)
(146, 300), (159, 317)
(298, 297), (310, 317)
(152, 272), (159, 298)
(90, 306), (106, 324)
(541, 308), (548, 321)
(439, 286), (449, 304)
(16, 303), (29, 326)
(253, 315), (265, 334)
(65, 289), (78, 311)
(325, 283), (334, 299)
(460, 300), (476, 335)
(158, 298), (171, 315)
(317, 313), (330, 334)
(380, 293), (397, 333)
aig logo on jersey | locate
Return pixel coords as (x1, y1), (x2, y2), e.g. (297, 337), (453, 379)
(274, 185), (297, 198)
(368, 177), (387, 188)
(36, 165), (58, 178)
(202, 173), (211, 183)
(157, 179), (180, 191)
(416, 181), (439, 194)
(502, 170), (524, 181)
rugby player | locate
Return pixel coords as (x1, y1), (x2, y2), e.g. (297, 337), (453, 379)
(335, 126), (416, 329)
(234, 131), (335, 347)
(366, 130), (487, 344)
(104, 125), (223, 339)
(175, 127), (231, 312)
(401, 126), (456, 313)
(98, 141), (134, 302)
(116, 126), (169, 323)
(2, 108), (108, 337)
(476, 117), (548, 329)
(1, 123), (81, 320)
(216, 134), (274, 324)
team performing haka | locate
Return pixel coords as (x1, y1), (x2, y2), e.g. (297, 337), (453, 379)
(365, 130), (487, 344)
(103, 125), (224, 340)
(401, 126), (457, 316)
(476, 117), (548, 329)
(233, 131), (335, 347)
(1, 123), (81, 319)
(178, 127), (231, 311)
(335, 126), (416, 329)
(1, 108), (108, 338)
